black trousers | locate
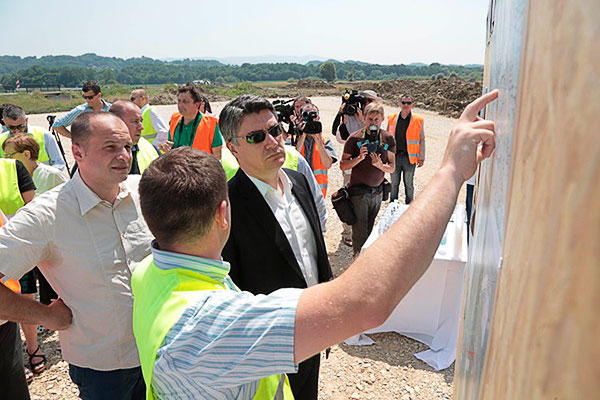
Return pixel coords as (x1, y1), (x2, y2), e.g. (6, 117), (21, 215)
(287, 353), (320, 400)
(0, 322), (31, 400)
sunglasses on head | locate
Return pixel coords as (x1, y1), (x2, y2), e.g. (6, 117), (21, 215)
(82, 94), (96, 100)
(236, 123), (283, 144)
(401, 101), (413, 105)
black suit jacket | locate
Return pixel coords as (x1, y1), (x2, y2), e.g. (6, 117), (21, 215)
(223, 168), (332, 295)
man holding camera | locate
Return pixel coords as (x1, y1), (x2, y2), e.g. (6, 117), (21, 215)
(295, 103), (337, 197)
(334, 90), (380, 246)
(385, 94), (425, 204)
(52, 81), (111, 139)
(340, 102), (396, 256)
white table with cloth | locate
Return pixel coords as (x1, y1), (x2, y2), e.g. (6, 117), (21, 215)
(344, 202), (468, 370)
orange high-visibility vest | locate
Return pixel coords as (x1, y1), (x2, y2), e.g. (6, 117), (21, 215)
(168, 112), (218, 154)
(387, 113), (424, 164)
(299, 138), (329, 197)
(0, 216), (21, 293)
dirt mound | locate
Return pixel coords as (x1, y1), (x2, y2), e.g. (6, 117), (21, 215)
(287, 79), (336, 90)
(358, 78), (483, 118)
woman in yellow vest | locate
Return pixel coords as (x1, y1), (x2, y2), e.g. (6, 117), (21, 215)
(0, 157), (39, 384)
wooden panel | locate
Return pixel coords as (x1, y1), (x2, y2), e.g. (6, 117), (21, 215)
(479, 0), (600, 398)
(453, 0), (528, 398)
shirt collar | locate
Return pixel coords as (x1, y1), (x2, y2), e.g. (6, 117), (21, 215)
(151, 240), (231, 284)
(247, 169), (292, 198)
(71, 171), (131, 216)
(83, 99), (111, 112)
(140, 104), (149, 113)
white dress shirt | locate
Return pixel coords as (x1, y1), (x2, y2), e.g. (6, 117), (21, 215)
(141, 104), (169, 147)
(248, 171), (320, 287)
(0, 172), (152, 370)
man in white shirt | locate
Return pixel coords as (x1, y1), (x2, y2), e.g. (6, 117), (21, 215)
(130, 89), (169, 148)
(221, 95), (333, 399)
(0, 112), (153, 400)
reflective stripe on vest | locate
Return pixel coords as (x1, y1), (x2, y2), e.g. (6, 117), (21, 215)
(141, 107), (158, 143)
(168, 112), (217, 154)
(0, 159), (25, 217)
(299, 139), (329, 197)
(0, 126), (49, 162)
(131, 256), (294, 400)
(222, 146), (299, 182)
(136, 137), (159, 174)
(386, 113), (423, 164)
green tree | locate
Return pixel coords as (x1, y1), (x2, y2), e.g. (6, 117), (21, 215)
(319, 61), (336, 82)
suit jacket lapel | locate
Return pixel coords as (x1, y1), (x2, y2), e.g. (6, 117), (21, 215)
(234, 170), (306, 283)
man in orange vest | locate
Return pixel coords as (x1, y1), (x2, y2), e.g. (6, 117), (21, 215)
(168, 84), (222, 159)
(295, 102), (337, 198)
(385, 94), (425, 204)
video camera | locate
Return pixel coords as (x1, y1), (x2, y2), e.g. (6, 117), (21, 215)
(359, 125), (389, 154)
(341, 89), (367, 116)
(272, 99), (295, 125)
(301, 110), (322, 134)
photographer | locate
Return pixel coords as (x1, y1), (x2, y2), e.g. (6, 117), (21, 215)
(334, 90), (380, 246)
(295, 103), (337, 197)
(286, 96), (310, 145)
(340, 102), (395, 256)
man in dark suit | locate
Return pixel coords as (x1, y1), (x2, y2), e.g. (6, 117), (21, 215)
(220, 95), (333, 400)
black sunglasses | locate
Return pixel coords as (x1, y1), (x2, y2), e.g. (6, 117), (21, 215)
(236, 123), (283, 144)
(6, 124), (26, 132)
(82, 94), (96, 100)
(401, 101), (413, 105)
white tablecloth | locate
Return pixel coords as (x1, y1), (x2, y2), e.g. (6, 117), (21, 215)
(344, 202), (467, 370)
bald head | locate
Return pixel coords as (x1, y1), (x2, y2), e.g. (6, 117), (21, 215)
(110, 100), (143, 144)
(72, 112), (126, 146)
(130, 89), (148, 108)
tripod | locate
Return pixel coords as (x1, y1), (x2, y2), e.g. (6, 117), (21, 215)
(46, 115), (72, 177)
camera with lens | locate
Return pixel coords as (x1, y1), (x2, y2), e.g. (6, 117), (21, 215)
(360, 124), (389, 154)
(272, 99), (295, 125)
(301, 110), (322, 134)
(342, 89), (367, 116)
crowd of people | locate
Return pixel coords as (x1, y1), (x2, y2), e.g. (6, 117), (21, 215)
(0, 80), (497, 400)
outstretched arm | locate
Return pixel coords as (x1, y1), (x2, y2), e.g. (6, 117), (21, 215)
(294, 90), (499, 363)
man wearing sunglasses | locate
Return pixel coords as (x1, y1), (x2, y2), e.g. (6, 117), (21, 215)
(220, 95), (333, 400)
(384, 94), (425, 204)
(0, 104), (66, 171)
(52, 81), (111, 139)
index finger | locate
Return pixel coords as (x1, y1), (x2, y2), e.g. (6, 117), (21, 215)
(460, 89), (499, 122)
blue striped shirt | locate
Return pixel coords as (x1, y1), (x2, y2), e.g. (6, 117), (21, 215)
(150, 244), (301, 399)
(52, 99), (111, 128)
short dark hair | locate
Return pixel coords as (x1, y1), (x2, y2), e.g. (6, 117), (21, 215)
(219, 95), (276, 142)
(400, 93), (414, 102)
(139, 147), (228, 247)
(82, 81), (101, 94)
(71, 112), (120, 146)
(2, 133), (39, 160)
(177, 83), (202, 104)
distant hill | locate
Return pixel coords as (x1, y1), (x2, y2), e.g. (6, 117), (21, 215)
(0, 53), (483, 88)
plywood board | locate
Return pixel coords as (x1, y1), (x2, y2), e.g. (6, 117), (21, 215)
(478, 0), (600, 397)
(453, 0), (528, 398)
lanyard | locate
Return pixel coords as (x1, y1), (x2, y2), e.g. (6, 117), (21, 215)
(175, 112), (201, 147)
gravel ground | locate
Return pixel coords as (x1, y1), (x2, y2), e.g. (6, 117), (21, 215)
(23, 97), (462, 399)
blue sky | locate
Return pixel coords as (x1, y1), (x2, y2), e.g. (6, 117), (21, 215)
(0, 0), (488, 65)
